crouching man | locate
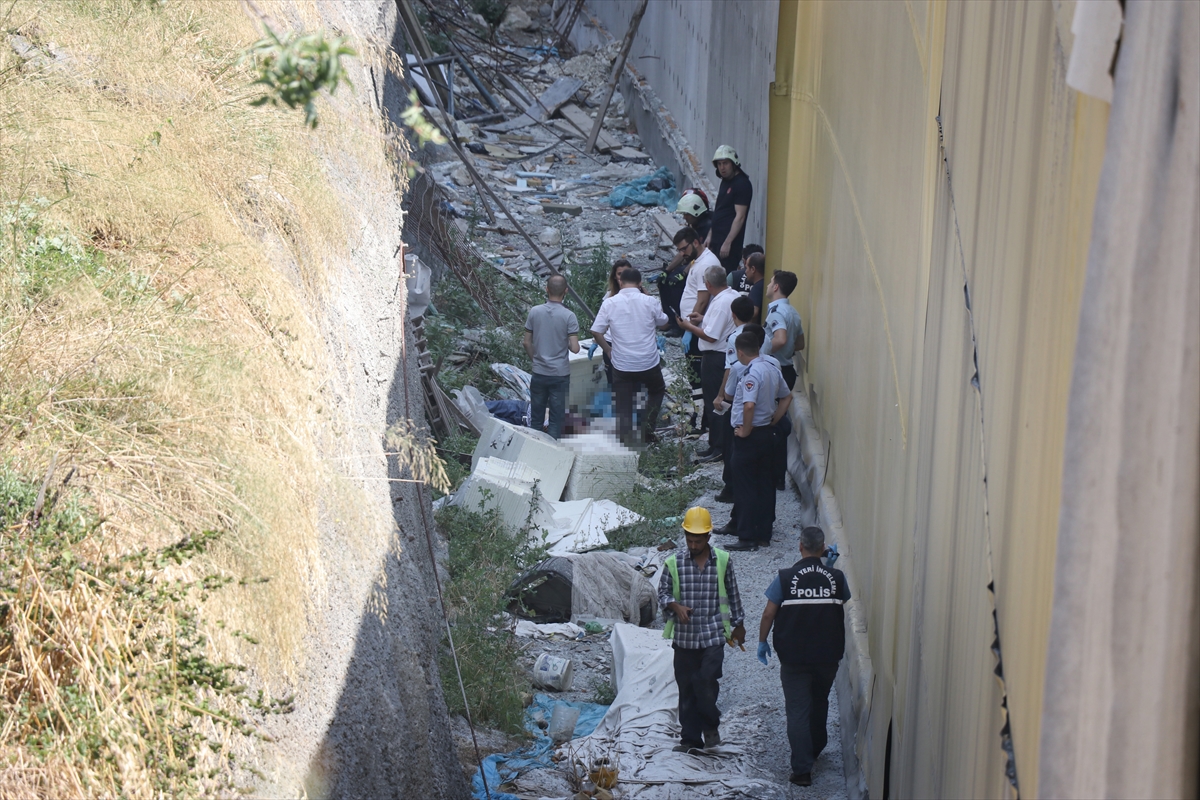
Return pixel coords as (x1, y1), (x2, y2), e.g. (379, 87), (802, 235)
(756, 526), (850, 786)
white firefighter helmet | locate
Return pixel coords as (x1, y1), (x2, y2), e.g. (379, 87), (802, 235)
(712, 145), (741, 167)
(676, 193), (707, 218)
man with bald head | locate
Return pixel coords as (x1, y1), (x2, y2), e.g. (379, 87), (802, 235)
(523, 274), (580, 438)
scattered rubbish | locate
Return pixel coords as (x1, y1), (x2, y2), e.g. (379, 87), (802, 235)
(404, 253), (431, 319)
(541, 498), (641, 554)
(489, 362), (534, 403)
(512, 620), (586, 639)
(452, 385), (491, 431)
(507, 552), (657, 626)
(533, 652), (575, 691)
(607, 166), (680, 209)
(548, 703), (582, 742)
(541, 201), (584, 216)
(472, 695), (608, 800)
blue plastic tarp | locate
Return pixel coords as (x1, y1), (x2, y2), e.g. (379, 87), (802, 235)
(471, 694), (609, 800)
(606, 166), (680, 209)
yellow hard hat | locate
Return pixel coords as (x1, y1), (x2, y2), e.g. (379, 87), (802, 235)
(682, 506), (713, 534)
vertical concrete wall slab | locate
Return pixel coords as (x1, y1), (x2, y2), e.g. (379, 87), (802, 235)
(578, 0), (778, 246)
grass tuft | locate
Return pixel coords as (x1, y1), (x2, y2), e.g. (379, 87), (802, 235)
(436, 499), (546, 734)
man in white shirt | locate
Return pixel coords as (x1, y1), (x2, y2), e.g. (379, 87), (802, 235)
(675, 266), (737, 462)
(590, 268), (671, 446)
(675, 228), (724, 433)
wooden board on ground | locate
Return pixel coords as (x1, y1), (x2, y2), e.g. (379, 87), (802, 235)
(485, 77), (586, 133)
(610, 146), (651, 162)
(556, 103), (621, 152)
(548, 118), (582, 138)
(653, 212), (680, 244)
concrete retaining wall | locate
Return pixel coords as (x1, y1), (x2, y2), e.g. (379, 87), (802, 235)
(569, 0), (778, 246)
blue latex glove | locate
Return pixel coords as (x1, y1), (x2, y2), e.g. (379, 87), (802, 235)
(757, 641), (772, 665)
(656, 333), (666, 353)
(587, 342), (598, 360)
(681, 331), (693, 353)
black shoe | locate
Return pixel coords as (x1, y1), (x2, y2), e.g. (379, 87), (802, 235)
(714, 487), (734, 503)
(673, 741), (704, 753)
(695, 449), (723, 464)
(789, 772), (812, 786)
(702, 729), (722, 749)
(713, 522), (737, 536)
(725, 539), (759, 551)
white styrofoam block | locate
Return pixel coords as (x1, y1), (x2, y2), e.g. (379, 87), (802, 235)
(453, 457), (554, 533)
(559, 433), (640, 501)
(471, 417), (576, 500)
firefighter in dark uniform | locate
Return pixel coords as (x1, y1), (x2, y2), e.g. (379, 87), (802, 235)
(756, 526), (850, 787)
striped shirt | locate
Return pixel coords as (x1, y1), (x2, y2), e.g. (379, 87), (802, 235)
(657, 545), (745, 649)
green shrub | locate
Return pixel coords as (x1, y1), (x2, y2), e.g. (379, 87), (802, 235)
(436, 498), (546, 733)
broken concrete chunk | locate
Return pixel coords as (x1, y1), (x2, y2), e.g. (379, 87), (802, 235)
(538, 226), (562, 246)
(541, 202), (583, 216)
(451, 166), (471, 187)
(500, 5), (538, 32)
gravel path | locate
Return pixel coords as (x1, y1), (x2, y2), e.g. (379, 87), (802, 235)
(513, 456), (850, 799)
(689, 460), (849, 799)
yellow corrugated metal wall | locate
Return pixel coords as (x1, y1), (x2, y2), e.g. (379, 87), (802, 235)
(766, 1), (1110, 795)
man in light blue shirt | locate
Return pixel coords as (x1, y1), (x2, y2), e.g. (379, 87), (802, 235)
(725, 331), (792, 551)
(761, 269), (804, 491)
(761, 270), (805, 391)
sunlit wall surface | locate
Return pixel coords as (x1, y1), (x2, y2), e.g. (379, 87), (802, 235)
(766, 2), (1109, 795)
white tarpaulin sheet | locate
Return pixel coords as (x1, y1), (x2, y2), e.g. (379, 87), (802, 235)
(539, 624), (782, 799)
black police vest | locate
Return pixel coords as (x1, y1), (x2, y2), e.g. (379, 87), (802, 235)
(772, 558), (849, 665)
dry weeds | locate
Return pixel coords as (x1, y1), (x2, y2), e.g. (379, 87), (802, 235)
(1, 0), (407, 794)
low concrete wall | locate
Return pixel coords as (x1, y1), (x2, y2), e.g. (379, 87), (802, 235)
(787, 373), (870, 800)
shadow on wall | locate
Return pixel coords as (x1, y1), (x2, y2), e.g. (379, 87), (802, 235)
(302, 316), (469, 799)
(301, 18), (471, 800)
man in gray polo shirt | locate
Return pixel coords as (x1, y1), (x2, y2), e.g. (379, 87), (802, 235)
(523, 274), (580, 439)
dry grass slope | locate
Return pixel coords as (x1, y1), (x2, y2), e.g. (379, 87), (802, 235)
(1, 0), (404, 794)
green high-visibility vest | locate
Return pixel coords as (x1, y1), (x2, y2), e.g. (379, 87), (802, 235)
(662, 548), (732, 640)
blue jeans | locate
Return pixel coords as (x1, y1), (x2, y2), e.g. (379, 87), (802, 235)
(529, 373), (569, 439)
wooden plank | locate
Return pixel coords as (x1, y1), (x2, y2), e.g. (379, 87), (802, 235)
(653, 212), (681, 244)
(556, 103), (620, 152)
(484, 77), (584, 133)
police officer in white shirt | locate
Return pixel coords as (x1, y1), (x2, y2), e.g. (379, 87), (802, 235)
(589, 268), (670, 446)
(725, 331), (792, 550)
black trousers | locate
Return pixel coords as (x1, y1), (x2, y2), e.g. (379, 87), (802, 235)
(700, 351), (728, 454)
(731, 426), (775, 541)
(673, 644), (725, 746)
(780, 363), (797, 391)
(779, 661), (839, 775)
(612, 364), (665, 446)
(773, 413), (792, 489)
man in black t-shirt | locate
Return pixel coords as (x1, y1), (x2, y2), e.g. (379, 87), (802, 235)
(707, 145), (753, 273)
(756, 526), (850, 787)
(728, 244), (763, 294)
(729, 249), (765, 319)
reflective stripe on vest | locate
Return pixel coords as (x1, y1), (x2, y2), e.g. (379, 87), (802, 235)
(780, 598), (845, 606)
(662, 548), (732, 640)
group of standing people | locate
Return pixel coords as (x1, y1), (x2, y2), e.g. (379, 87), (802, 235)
(522, 146), (841, 786)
